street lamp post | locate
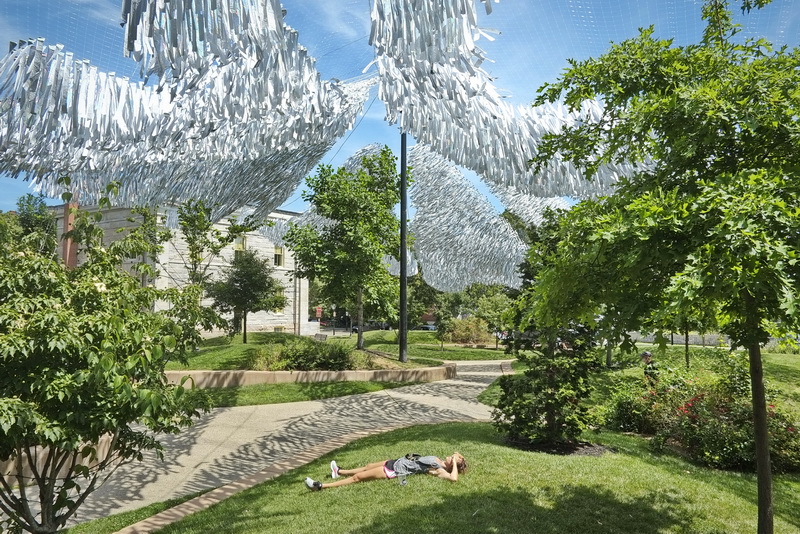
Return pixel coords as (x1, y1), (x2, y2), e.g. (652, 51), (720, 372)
(399, 132), (408, 362)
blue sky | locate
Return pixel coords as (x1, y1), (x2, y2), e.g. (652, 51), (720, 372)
(1, 0), (798, 213)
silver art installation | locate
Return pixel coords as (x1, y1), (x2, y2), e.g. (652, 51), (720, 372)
(0, 0), (624, 291)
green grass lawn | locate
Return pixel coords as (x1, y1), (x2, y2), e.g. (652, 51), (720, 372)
(361, 330), (510, 360)
(763, 352), (800, 415)
(166, 330), (511, 372)
(131, 423), (800, 534)
(70, 345), (800, 533)
(65, 491), (209, 533)
(163, 332), (281, 371)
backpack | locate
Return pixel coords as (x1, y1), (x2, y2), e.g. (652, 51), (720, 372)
(396, 454), (442, 485)
(405, 453), (439, 466)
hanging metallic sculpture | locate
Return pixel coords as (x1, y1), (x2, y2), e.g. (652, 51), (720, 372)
(409, 145), (527, 291)
(369, 0), (636, 201)
(0, 7), (375, 217)
(0, 0), (629, 291)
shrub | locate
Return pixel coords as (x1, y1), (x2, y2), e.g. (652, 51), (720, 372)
(248, 345), (290, 371)
(603, 351), (800, 472)
(281, 338), (320, 370)
(604, 370), (705, 437)
(247, 336), (354, 371)
(764, 335), (800, 355)
(314, 341), (352, 371)
(450, 317), (492, 344)
(492, 324), (596, 446)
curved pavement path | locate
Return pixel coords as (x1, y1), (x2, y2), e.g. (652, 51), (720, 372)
(67, 360), (513, 533)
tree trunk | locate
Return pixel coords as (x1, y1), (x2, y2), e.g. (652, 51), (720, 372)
(242, 311), (248, 344)
(744, 293), (773, 534)
(684, 329), (690, 369)
(748, 340), (773, 534)
(357, 287), (364, 350)
(544, 338), (558, 440)
(606, 341), (613, 367)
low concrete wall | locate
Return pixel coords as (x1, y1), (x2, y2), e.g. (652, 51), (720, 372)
(166, 364), (457, 389)
(2, 434), (115, 488)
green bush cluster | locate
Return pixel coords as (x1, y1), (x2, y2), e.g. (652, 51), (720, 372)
(248, 337), (353, 371)
(492, 325), (597, 446)
(450, 317), (492, 344)
(604, 352), (800, 472)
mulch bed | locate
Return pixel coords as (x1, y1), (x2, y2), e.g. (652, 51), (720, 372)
(508, 439), (614, 457)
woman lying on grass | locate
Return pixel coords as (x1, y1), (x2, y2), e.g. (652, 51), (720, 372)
(304, 452), (467, 491)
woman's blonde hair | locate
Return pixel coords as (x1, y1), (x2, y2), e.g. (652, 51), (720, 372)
(457, 456), (468, 473)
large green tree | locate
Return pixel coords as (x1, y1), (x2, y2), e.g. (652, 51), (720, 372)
(174, 199), (258, 286)
(529, 2), (799, 531)
(406, 272), (441, 328)
(15, 194), (57, 256)
(0, 199), (209, 533)
(15, 193), (56, 239)
(284, 146), (401, 350)
(206, 250), (287, 343)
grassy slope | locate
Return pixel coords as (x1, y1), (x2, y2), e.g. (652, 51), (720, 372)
(359, 330), (511, 361)
(763, 352), (800, 414)
(153, 423), (800, 534)
(65, 492), (208, 533)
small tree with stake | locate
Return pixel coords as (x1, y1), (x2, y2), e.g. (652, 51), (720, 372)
(206, 249), (287, 343)
(284, 146), (401, 351)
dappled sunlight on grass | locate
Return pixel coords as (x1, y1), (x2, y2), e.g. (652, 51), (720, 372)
(169, 330), (513, 371)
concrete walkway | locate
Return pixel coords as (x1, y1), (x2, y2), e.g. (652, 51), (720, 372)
(67, 360), (513, 533)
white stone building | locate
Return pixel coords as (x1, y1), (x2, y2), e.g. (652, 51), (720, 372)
(52, 204), (317, 337)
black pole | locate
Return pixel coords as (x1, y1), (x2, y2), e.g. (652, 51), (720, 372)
(399, 132), (408, 363)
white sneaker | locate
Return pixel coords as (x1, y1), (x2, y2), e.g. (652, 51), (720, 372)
(304, 477), (322, 491)
(330, 460), (340, 479)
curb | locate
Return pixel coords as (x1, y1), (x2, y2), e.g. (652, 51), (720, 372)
(165, 363), (457, 388)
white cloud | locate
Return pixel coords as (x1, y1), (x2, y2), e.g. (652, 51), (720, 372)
(72, 0), (121, 25)
(315, 2), (371, 41)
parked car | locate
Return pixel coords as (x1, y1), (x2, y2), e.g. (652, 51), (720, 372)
(414, 324), (436, 331)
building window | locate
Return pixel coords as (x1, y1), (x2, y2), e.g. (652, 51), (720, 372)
(273, 245), (284, 267)
(234, 236), (246, 259)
